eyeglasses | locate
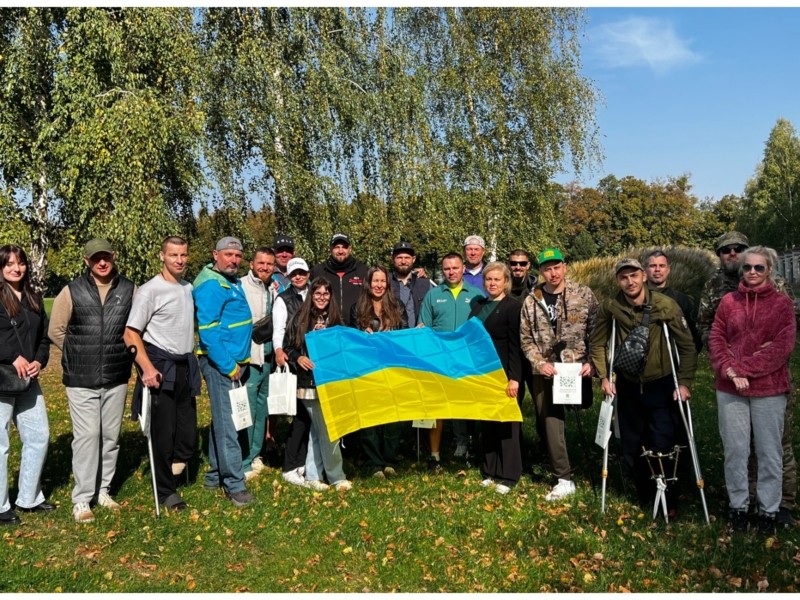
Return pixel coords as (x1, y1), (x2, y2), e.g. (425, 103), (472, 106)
(720, 245), (746, 255)
(509, 261), (529, 267)
(742, 263), (767, 273)
(290, 271), (308, 277)
(313, 292), (331, 299)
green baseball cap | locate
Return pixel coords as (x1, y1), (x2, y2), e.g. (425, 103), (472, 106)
(83, 238), (114, 258)
(537, 247), (564, 266)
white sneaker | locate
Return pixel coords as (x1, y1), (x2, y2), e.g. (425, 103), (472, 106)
(373, 470), (386, 480)
(334, 480), (352, 491)
(545, 478), (576, 502)
(306, 480), (330, 492)
(97, 492), (121, 511)
(454, 444), (468, 458)
(251, 456), (265, 473)
(480, 478), (495, 488)
(282, 468), (306, 487)
(73, 502), (95, 523)
(383, 466), (396, 477)
(495, 484), (511, 495)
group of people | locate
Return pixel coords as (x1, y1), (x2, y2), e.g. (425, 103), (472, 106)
(0, 229), (795, 538)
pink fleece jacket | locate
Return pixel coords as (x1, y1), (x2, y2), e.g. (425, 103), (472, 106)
(709, 281), (796, 397)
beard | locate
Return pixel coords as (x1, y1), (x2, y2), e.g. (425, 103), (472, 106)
(394, 264), (412, 276)
(722, 260), (740, 276)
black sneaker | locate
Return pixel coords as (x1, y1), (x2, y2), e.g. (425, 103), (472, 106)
(427, 457), (443, 473)
(757, 514), (777, 537)
(777, 507), (796, 528)
(729, 509), (749, 533)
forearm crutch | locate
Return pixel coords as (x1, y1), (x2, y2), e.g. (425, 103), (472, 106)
(600, 319), (617, 513)
(662, 323), (710, 525)
(129, 345), (161, 518)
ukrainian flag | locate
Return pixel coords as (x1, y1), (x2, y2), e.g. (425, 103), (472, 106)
(305, 318), (522, 441)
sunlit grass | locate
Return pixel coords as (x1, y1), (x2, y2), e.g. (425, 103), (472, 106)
(2, 347), (799, 592)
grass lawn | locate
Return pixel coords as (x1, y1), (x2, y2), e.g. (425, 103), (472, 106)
(2, 345), (800, 592)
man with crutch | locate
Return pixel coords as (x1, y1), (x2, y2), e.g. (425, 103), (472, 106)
(125, 236), (200, 512)
(590, 258), (698, 520)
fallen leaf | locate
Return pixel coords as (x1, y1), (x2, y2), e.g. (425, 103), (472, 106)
(757, 578), (768, 592)
(728, 576), (742, 588)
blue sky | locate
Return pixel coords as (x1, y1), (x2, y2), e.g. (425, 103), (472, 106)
(557, 7), (800, 201)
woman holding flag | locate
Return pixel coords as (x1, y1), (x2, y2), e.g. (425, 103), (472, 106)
(285, 278), (352, 492)
(350, 265), (408, 479)
(468, 261), (523, 495)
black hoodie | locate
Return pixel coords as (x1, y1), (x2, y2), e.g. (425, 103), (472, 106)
(310, 255), (368, 326)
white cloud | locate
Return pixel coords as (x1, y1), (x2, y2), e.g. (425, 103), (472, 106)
(588, 17), (701, 74)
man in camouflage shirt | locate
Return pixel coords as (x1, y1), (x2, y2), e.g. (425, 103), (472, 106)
(520, 248), (598, 502)
(698, 231), (797, 527)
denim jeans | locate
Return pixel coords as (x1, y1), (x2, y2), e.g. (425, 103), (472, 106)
(303, 396), (346, 485)
(66, 383), (127, 504)
(199, 356), (247, 494)
(243, 364), (269, 472)
(718, 390), (785, 515)
(0, 381), (48, 512)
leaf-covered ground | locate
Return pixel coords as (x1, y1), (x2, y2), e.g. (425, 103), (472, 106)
(2, 349), (800, 592)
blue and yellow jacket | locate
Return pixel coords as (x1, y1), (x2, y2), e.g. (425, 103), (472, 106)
(193, 264), (252, 376)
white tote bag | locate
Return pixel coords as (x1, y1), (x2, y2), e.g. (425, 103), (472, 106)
(230, 381), (252, 431)
(268, 365), (298, 416)
(595, 397), (614, 449)
(552, 362), (583, 405)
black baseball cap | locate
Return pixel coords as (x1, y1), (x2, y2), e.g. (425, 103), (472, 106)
(392, 241), (415, 256)
(273, 233), (295, 251)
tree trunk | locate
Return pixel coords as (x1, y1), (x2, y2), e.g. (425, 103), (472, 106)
(28, 173), (50, 294)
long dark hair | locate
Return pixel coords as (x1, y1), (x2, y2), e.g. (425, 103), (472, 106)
(355, 265), (403, 331)
(291, 277), (343, 350)
(0, 245), (41, 317)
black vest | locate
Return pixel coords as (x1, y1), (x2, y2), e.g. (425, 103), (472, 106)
(279, 286), (306, 327)
(62, 270), (134, 387)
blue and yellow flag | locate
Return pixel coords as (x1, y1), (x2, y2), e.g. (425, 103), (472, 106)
(305, 318), (522, 440)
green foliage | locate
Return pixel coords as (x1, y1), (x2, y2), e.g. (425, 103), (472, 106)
(0, 8), (203, 288)
(740, 118), (800, 250)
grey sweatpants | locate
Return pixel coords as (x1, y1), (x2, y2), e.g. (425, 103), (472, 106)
(717, 390), (785, 516)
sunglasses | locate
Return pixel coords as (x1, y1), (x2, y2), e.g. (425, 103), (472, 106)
(742, 263), (767, 273)
(509, 261), (529, 267)
(720, 245), (746, 255)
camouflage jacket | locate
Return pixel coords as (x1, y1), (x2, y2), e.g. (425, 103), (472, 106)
(520, 279), (598, 373)
(698, 269), (795, 349)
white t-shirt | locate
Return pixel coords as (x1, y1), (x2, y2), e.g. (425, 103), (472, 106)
(126, 275), (195, 355)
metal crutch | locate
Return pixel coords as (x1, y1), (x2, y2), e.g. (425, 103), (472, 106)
(600, 319), (617, 513)
(662, 322), (710, 525)
(129, 345), (161, 518)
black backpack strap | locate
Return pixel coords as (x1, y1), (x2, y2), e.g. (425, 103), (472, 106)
(640, 304), (652, 328)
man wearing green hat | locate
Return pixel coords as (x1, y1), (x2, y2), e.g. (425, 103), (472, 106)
(49, 238), (135, 523)
(520, 248), (598, 501)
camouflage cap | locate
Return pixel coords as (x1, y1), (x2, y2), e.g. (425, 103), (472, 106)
(715, 231), (750, 253)
(614, 257), (644, 274)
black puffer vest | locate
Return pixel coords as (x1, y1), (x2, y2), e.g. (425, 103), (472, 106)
(62, 270), (134, 387)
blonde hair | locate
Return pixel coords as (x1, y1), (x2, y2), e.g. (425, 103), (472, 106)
(483, 261), (512, 296)
(739, 245), (778, 284)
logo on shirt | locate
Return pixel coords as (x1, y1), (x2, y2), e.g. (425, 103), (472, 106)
(349, 277), (363, 286)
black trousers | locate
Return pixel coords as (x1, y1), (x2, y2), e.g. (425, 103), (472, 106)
(481, 420), (522, 486)
(616, 375), (680, 507)
(151, 362), (197, 504)
(282, 398), (311, 473)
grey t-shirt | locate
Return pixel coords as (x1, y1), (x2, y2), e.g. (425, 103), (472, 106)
(126, 275), (195, 355)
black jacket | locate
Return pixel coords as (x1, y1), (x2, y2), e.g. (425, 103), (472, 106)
(311, 256), (368, 326)
(469, 296), (522, 383)
(62, 270), (134, 387)
(0, 294), (49, 368)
